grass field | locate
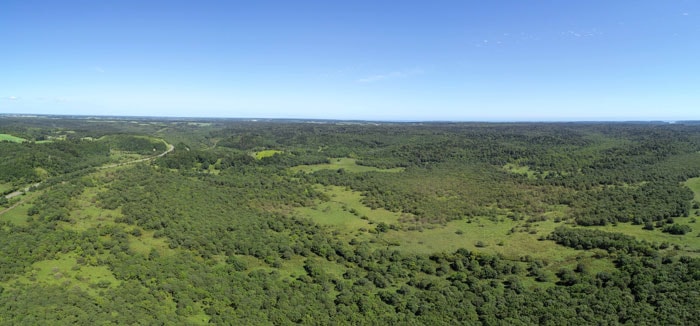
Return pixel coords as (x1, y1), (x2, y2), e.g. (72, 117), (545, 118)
(129, 229), (174, 256)
(254, 149), (283, 159)
(290, 158), (405, 173)
(293, 184), (616, 276)
(62, 182), (176, 257)
(584, 218), (700, 256)
(294, 185), (405, 239)
(685, 177), (700, 202)
(0, 182), (15, 194)
(503, 163), (536, 179)
(0, 200), (32, 226)
(2, 253), (120, 297)
(0, 133), (27, 143)
(60, 186), (121, 231)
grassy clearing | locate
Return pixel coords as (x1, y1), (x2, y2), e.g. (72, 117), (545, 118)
(63, 183), (175, 257)
(1, 200), (33, 226)
(503, 163), (536, 179)
(584, 217), (700, 256)
(379, 218), (572, 259)
(685, 177), (700, 202)
(290, 158), (404, 173)
(294, 185), (404, 239)
(108, 150), (149, 163)
(293, 184), (608, 274)
(34, 167), (49, 179)
(0, 182), (15, 194)
(129, 229), (174, 256)
(4, 254), (120, 297)
(0, 133), (27, 142)
(379, 217), (618, 277)
(254, 149), (283, 159)
(62, 186), (120, 231)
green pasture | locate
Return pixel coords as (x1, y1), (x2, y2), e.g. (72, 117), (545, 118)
(294, 185), (405, 238)
(0, 182), (15, 194)
(254, 149), (283, 159)
(584, 217), (700, 256)
(108, 150), (145, 161)
(59, 186), (120, 231)
(685, 176), (700, 202)
(63, 183), (176, 257)
(129, 229), (174, 256)
(290, 158), (404, 173)
(0, 200), (32, 226)
(503, 163), (536, 179)
(0, 133), (26, 142)
(293, 184), (614, 274)
(380, 217), (573, 259)
(4, 254), (120, 297)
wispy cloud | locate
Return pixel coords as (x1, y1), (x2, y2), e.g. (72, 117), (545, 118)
(94, 66), (105, 73)
(561, 29), (601, 38)
(3, 96), (19, 101)
(357, 68), (423, 83)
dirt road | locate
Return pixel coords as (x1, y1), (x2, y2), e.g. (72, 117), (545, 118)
(2, 142), (174, 206)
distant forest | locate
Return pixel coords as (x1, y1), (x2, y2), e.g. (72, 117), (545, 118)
(1, 116), (699, 324)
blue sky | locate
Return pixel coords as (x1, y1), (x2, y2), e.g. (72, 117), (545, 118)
(1, 1), (698, 121)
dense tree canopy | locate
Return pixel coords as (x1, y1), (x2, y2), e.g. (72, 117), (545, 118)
(1, 117), (699, 324)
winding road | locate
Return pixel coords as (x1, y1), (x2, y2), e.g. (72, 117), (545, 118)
(1, 142), (174, 215)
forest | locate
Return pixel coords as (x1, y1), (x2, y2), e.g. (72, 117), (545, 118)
(1, 115), (699, 324)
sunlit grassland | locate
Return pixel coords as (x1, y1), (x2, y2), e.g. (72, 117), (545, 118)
(61, 186), (121, 231)
(0, 133), (27, 142)
(290, 158), (404, 173)
(34, 167), (49, 179)
(503, 163), (536, 179)
(684, 176), (700, 202)
(254, 149), (283, 159)
(583, 218), (700, 257)
(108, 150), (149, 163)
(0, 182), (14, 194)
(294, 185), (404, 239)
(293, 184), (615, 275)
(0, 190), (42, 226)
(65, 183), (175, 257)
(128, 229), (174, 256)
(2, 253), (120, 297)
(1, 199), (33, 226)
(379, 218), (575, 260)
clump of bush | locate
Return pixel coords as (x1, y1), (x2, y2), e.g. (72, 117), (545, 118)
(662, 224), (692, 235)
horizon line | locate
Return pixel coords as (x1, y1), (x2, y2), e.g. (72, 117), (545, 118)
(0, 112), (695, 124)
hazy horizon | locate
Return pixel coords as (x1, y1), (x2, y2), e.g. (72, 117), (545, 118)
(2, 1), (699, 121)
(2, 112), (696, 124)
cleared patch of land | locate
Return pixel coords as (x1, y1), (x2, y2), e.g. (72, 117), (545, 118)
(584, 218), (700, 256)
(2, 254), (120, 297)
(60, 176), (175, 257)
(291, 158), (404, 173)
(685, 176), (700, 202)
(0, 133), (26, 142)
(0, 182), (15, 194)
(295, 185), (403, 238)
(503, 163), (536, 179)
(1, 199), (33, 226)
(254, 149), (283, 159)
(294, 184), (616, 276)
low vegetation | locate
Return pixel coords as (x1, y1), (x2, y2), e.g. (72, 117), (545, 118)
(1, 116), (699, 324)
(0, 133), (26, 143)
